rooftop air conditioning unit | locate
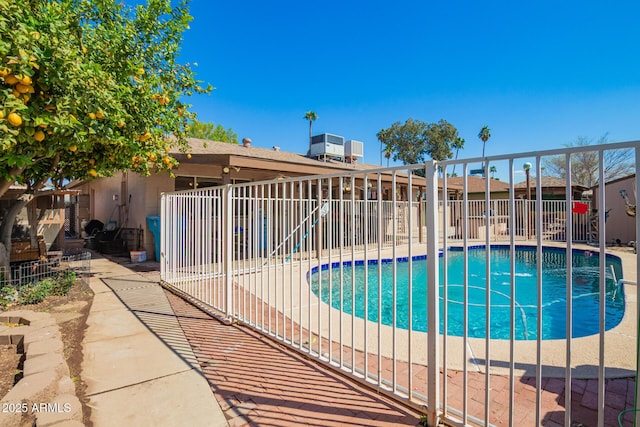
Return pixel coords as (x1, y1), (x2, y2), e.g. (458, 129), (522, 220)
(345, 140), (364, 159)
(308, 133), (345, 160)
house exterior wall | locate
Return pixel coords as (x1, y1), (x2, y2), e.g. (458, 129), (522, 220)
(75, 175), (122, 228)
(74, 171), (174, 260)
(0, 196), (65, 256)
(124, 172), (174, 259)
(592, 175), (636, 245)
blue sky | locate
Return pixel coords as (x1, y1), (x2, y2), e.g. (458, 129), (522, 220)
(177, 0), (640, 175)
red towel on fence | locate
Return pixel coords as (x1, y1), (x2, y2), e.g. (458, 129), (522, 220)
(572, 202), (589, 214)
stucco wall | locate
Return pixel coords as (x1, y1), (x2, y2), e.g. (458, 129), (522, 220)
(74, 171), (174, 260)
(592, 175), (637, 245)
(76, 175), (122, 227)
(124, 172), (174, 259)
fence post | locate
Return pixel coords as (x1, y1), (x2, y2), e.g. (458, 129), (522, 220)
(315, 179), (323, 259)
(224, 184), (233, 318)
(425, 161), (441, 426)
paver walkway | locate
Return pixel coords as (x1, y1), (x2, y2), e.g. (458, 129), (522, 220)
(164, 290), (423, 427)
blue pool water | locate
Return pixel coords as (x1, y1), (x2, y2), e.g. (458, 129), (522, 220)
(308, 246), (625, 340)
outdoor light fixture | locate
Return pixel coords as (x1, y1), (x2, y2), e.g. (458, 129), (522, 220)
(222, 166), (230, 174)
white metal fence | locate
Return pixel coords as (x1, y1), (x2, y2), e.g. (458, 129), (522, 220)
(0, 250), (91, 289)
(161, 141), (640, 426)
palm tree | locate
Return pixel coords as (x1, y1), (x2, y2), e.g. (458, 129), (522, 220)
(478, 126), (491, 177)
(450, 137), (465, 177)
(384, 148), (392, 167)
(303, 111), (318, 145)
(478, 125), (491, 158)
(490, 165), (497, 179)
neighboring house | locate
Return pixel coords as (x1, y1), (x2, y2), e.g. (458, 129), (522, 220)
(444, 177), (510, 200)
(513, 176), (588, 200)
(591, 174), (637, 246)
(443, 176), (588, 201)
(0, 184), (79, 260)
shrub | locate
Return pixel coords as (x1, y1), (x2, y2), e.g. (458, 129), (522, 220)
(15, 270), (77, 305)
(18, 279), (54, 305)
(0, 286), (18, 310)
(51, 271), (76, 296)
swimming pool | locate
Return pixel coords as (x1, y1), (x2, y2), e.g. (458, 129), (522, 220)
(308, 246), (625, 340)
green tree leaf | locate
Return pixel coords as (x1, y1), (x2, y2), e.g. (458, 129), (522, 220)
(186, 120), (238, 144)
(377, 118), (460, 174)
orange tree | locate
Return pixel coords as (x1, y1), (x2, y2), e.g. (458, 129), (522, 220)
(0, 0), (210, 265)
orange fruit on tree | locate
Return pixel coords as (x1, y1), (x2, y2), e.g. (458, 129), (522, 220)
(69, 145), (78, 152)
(0, 111), (4, 119)
(89, 158), (95, 165)
(140, 131), (151, 142)
(33, 130), (45, 141)
(88, 169), (97, 177)
(117, 121), (125, 128)
(15, 83), (34, 93)
(88, 112), (96, 119)
(7, 112), (22, 127)
(187, 153), (192, 159)
(95, 110), (104, 119)
(20, 75), (32, 85)
(3, 74), (19, 85)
